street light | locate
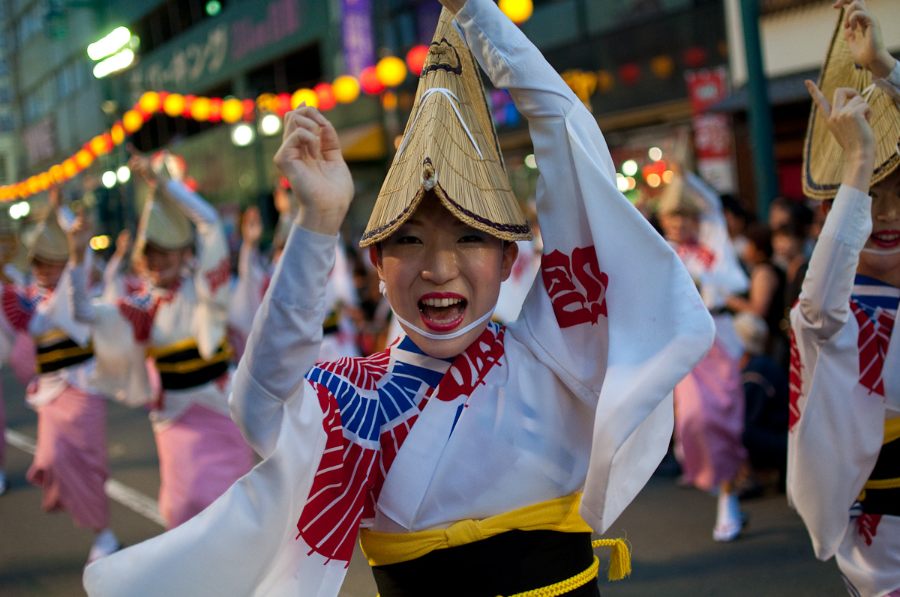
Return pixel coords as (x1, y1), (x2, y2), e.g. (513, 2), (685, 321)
(116, 165), (131, 184)
(259, 114), (282, 136)
(88, 27), (139, 79)
(101, 170), (117, 188)
(231, 123), (255, 147)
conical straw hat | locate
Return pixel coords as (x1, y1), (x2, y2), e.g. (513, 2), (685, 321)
(134, 194), (193, 255)
(802, 8), (900, 200)
(26, 207), (69, 263)
(657, 173), (704, 217)
(359, 8), (530, 247)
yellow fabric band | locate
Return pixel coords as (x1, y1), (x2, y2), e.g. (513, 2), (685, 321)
(35, 344), (94, 365)
(360, 493), (592, 567)
(863, 477), (900, 490)
(884, 416), (900, 445)
(146, 337), (203, 359)
(34, 329), (69, 345)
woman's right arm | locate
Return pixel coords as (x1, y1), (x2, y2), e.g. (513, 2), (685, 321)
(229, 107), (354, 457)
(794, 83), (874, 339)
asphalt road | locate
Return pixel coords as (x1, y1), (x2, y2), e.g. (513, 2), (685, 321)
(0, 368), (844, 596)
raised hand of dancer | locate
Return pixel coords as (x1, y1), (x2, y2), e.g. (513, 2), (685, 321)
(806, 81), (875, 192)
(241, 206), (263, 247)
(66, 208), (93, 266)
(273, 106), (353, 236)
(833, 0), (895, 79)
(126, 145), (160, 188)
(113, 229), (131, 260)
(438, 0), (466, 14)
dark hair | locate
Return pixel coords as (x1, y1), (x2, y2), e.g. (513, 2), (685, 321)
(744, 222), (773, 260)
(720, 194), (749, 222)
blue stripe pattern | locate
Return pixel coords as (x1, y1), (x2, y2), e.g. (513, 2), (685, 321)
(853, 274), (900, 321)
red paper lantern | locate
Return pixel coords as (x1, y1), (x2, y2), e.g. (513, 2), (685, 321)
(360, 66), (385, 95)
(314, 83), (337, 111)
(406, 45), (430, 77)
(618, 63), (641, 86)
(208, 97), (223, 122)
(242, 99), (256, 122)
(277, 93), (293, 115)
(683, 47), (708, 68)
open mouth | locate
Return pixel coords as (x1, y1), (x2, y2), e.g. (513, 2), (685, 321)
(870, 230), (900, 249)
(418, 293), (467, 332)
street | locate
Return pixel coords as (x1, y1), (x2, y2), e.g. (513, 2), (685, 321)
(1, 370), (844, 597)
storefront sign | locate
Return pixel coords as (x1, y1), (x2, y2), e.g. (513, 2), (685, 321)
(341, 0), (375, 77)
(686, 67), (735, 193)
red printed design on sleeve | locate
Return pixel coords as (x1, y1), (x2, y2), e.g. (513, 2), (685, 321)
(857, 513), (882, 547)
(788, 330), (802, 431)
(434, 323), (505, 403)
(851, 301), (894, 397)
(205, 257), (231, 294)
(1, 285), (42, 332)
(117, 294), (159, 343)
(541, 246), (609, 329)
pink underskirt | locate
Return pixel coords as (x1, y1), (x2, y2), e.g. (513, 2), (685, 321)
(674, 339), (747, 491)
(155, 403), (254, 529)
(27, 386), (109, 530)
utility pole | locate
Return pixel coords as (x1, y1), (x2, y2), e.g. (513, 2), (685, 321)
(739, 0), (778, 222)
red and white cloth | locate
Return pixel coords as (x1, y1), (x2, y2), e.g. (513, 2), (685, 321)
(788, 184), (900, 597)
(83, 1), (713, 595)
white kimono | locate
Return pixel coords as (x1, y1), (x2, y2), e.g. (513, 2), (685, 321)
(787, 185), (900, 597)
(83, 1), (714, 595)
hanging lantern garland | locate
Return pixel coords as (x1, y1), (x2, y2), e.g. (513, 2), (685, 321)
(0, 38), (719, 202)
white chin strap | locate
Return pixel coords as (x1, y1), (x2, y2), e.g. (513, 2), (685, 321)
(861, 246), (900, 256)
(393, 306), (495, 341)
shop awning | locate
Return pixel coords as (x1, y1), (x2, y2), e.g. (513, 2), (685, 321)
(710, 69), (818, 113)
(338, 123), (387, 162)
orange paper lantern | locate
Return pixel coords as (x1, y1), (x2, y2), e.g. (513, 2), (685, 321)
(138, 91), (161, 114)
(49, 164), (65, 183)
(163, 93), (186, 117)
(650, 55), (675, 79)
(376, 56), (407, 88)
(499, 0), (533, 24)
(333, 75), (360, 104)
(75, 149), (94, 170)
(291, 88), (319, 110)
(110, 123), (126, 145)
(89, 133), (114, 157)
(190, 96), (212, 121)
(62, 159), (78, 179)
(122, 109), (144, 133)
(221, 98), (244, 123)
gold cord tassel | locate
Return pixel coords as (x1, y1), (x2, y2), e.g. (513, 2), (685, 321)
(591, 538), (631, 581)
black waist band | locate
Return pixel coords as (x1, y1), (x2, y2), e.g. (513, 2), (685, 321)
(154, 342), (232, 391)
(36, 336), (94, 374)
(371, 530), (600, 597)
(861, 435), (900, 516)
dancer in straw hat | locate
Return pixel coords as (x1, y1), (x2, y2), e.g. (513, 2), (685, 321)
(656, 171), (750, 542)
(0, 190), (120, 563)
(83, 1), (714, 594)
(67, 151), (255, 530)
(789, 1), (900, 594)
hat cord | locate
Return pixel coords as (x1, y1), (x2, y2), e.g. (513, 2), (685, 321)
(392, 304), (495, 341)
(396, 88), (484, 160)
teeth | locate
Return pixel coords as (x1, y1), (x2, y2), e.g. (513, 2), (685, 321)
(421, 297), (463, 307)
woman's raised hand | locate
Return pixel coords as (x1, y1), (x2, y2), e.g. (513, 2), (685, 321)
(806, 81), (875, 192)
(273, 107), (353, 236)
(66, 208), (94, 265)
(833, 0), (895, 79)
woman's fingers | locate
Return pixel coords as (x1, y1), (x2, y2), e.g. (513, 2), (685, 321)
(805, 80), (831, 117)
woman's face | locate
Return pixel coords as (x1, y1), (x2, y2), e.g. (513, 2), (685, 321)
(31, 257), (66, 289)
(659, 212), (700, 245)
(375, 198), (517, 359)
(141, 244), (188, 288)
(858, 170), (900, 284)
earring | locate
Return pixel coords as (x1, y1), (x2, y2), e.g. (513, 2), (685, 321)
(378, 279), (386, 296)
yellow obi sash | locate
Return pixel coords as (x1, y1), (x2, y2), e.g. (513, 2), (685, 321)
(35, 329), (94, 374)
(361, 492), (591, 566)
(858, 417), (900, 515)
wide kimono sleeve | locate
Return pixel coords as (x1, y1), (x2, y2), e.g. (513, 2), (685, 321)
(161, 180), (231, 359)
(84, 225), (351, 597)
(787, 184), (886, 560)
(454, 0), (715, 533)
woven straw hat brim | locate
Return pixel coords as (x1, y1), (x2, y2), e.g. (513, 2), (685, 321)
(656, 174), (705, 217)
(136, 195), (193, 254)
(803, 8), (900, 200)
(27, 215), (69, 263)
(359, 9), (530, 248)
